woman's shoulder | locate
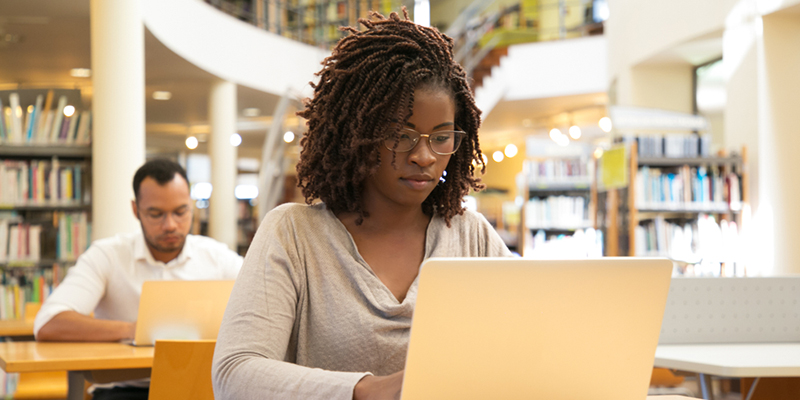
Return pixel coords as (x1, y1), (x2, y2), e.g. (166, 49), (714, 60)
(445, 208), (491, 228)
(263, 202), (333, 226)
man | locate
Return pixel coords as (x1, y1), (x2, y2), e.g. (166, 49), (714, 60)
(34, 159), (243, 400)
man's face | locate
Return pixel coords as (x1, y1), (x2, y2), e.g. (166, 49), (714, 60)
(132, 174), (193, 258)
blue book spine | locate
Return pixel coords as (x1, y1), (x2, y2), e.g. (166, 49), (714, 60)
(26, 106), (36, 142)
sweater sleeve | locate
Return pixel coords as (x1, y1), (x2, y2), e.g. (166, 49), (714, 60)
(212, 207), (369, 400)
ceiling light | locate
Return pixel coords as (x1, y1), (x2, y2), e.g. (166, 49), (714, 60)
(492, 151), (504, 163)
(70, 68), (91, 78)
(185, 136), (199, 150)
(594, 147), (604, 159)
(63, 105), (76, 117)
(283, 131), (295, 143)
(153, 91), (172, 100)
(230, 133), (242, 147)
(481, 154), (489, 165)
(599, 117), (612, 132)
(556, 135), (570, 146)
(234, 184), (259, 200)
(191, 182), (212, 200)
(504, 144), (518, 158)
(569, 125), (582, 139)
(243, 108), (260, 117)
(549, 128), (562, 140)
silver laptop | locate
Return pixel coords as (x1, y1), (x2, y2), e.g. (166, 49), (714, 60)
(401, 257), (673, 400)
(130, 280), (235, 346)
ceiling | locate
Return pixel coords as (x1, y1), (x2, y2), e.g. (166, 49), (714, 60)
(478, 92), (609, 150)
(0, 0), (284, 158)
(0, 0), (611, 159)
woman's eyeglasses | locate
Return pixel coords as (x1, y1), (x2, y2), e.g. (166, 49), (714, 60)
(383, 126), (465, 155)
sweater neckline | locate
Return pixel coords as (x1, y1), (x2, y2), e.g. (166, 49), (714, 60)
(324, 205), (438, 306)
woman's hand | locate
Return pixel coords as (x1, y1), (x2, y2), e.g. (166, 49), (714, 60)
(353, 370), (404, 400)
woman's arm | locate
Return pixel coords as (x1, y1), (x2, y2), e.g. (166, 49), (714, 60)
(212, 208), (372, 400)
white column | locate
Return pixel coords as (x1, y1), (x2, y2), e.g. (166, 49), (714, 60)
(208, 80), (238, 250)
(756, 12), (800, 275)
(90, 0), (145, 240)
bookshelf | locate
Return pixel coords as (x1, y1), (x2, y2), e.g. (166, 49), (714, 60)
(519, 156), (602, 258)
(596, 138), (747, 276)
(0, 89), (93, 321)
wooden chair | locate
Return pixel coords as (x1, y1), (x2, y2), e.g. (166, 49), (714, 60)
(148, 340), (216, 400)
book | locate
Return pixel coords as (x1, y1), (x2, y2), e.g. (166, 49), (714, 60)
(49, 95), (67, 143)
(8, 93), (22, 143)
(0, 97), (5, 142)
(66, 111), (79, 143)
(0, 220), (7, 263)
(37, 89), (54, 143)
(76, 110), (91, 144)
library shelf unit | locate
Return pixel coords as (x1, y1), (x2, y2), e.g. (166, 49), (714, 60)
(0, 143), (92, 321)
(1, 86), (93, 324)
(596, 140), (747, 275)
(257, 0), (411, 48)
(518, 156), (597, 257)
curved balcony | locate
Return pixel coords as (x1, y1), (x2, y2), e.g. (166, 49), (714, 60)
(142, 0), (330, 97)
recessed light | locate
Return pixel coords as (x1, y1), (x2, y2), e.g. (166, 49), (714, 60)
(230, 133), (242, 147)
(70, 68), (91, 78)
(243, 108), (260, 117)
(153, 91), (172, 100)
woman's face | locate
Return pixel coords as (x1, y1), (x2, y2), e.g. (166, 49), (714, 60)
(363, 88), (456, 211)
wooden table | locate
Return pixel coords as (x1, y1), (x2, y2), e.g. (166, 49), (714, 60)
(655, 343), (800, 400)
(0, 341), (154, 400)
(0, 319), (35, 337)
(0, 341), (702, 400)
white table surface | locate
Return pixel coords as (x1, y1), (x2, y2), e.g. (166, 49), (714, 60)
(654, 343), (800, 377)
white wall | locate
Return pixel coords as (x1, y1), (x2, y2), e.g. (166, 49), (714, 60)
(756, 10), (800, 275)
(606, 0), (739, 83)
(475, 35), (608, 117)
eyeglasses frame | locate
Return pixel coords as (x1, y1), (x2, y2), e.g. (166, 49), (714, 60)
(383, 126), (466, 156)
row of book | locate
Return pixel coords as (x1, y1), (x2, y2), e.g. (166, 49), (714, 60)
(635, 166), (742, 210)
(0, 267), (62, 320)
(0, 213), (90, 263)
(0, 91), (91, 145)
(524, 196), (590, 230)
(0, 370), (19, 398)
(0, 158), (88, 206)
(522, 158), (590, 184)
(634, 215), (744, 277)
(635, 133), (712, 158)
(523, 228), (604, 259)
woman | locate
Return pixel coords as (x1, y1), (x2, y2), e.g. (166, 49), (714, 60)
(212, 9), (512, 400)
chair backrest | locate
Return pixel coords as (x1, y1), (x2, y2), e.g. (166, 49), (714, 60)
(148, 340), (216, 400)
(659, 277), (800, 344)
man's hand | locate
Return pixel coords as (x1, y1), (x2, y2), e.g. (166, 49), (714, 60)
(36, 311), (136, 342)
(353, 370), (404, 400)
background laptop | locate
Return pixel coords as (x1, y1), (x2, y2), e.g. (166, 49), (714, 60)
(401, 257), (672, 400)
(130, 280), (235, 346)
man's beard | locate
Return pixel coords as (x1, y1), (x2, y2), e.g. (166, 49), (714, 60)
(140, 223), (187, 254)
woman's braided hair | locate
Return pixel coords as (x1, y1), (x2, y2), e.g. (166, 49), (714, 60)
(296, 8), (485, 225)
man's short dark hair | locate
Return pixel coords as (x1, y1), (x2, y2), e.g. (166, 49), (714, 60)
(133, 159), (190, 200)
